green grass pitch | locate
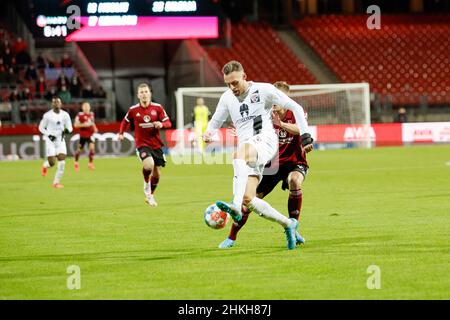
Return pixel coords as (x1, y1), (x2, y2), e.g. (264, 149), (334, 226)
(0, 145), (449, 299)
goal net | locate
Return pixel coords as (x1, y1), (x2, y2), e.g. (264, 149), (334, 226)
(174, 83), (371, 150)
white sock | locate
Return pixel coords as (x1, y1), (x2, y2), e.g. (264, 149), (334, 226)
(43, 160), (51, 168)
(53, 160), (65, 184)
(247, 197), (291, 228)
(232, 159), (247, 209)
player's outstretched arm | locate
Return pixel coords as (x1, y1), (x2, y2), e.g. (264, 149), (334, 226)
(204, 96), (229, 142)
(271, 85), (314, 152)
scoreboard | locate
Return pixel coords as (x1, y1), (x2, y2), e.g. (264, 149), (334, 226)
(31, 0), (221, 41)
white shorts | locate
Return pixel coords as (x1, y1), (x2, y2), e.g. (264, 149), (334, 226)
(45, 139), (67, 157)
(242, 132), (278, 180)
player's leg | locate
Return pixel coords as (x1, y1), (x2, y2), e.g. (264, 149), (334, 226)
(43, 156), (56, 177)
(150, 165), (161, 195)
(74, 140), (83, 171)
(142, 156), (154, 195)
(87, 139), (95, 170)
(42, 141), (57, 177)
(243, 176), (297, 250)
(287, 169), (306, 245)
(53, 152), (67, 188)
(220, 174), (277, 249)
(216, 143), (257, 221)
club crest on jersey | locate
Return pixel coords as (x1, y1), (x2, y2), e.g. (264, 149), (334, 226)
(143, 115), (151, 123)
(239, 104), (249, 117)
(136, 113), (141, 117)
(250, 90), (260, 103)
(151, 110), (157, 116)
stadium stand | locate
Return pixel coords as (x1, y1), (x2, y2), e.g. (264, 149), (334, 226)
(204, 22), (318, 85)
(0, 25), (108, 123)
(293, 14), (450, 105)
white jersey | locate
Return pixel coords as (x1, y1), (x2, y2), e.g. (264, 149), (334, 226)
(207, 82), (309, 144)
(39, 109), (73, 142)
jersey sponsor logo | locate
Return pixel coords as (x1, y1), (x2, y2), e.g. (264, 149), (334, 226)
(250, 90), (260, 103)
(239, 104), (249, 117)
(139, 123), (155, 128)
(143, 115), (151, 123)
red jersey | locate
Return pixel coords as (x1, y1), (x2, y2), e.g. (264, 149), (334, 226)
(119, 102), (172, 149)
(274, 110), (308, 167)
(76, 112), (95, 138)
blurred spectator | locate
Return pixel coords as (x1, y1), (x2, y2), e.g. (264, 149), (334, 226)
(1, 39), (10, 53)
(69, 74), (82, 97)
(60, 53), (73, 68)
(56, 72), (69, 91)
(58, 85), (71, 103)
(14, 37), (31, 66)
(82, 84), (94, 98)
(36, 53), (46, 70)
(395, 107), (408, 123)
(35, 76), (47, 98)
(44, 86), (57, 101)
(6, 67), (18, 83)
(16, 50), (31, 66)
(25, 63), (38, 81)
(9, 88), (19, 102)
(18, 87), (33, 101)
(96, 86), (106, 98)
(13, 37), (27, 54)
(2, 48), (13, 67)
(0, 58), (5, 73)
(46, 56), (55, 68)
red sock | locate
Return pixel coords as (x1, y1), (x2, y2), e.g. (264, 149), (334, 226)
(143, 168), (151, 183)
(151, 176), (159, 194)
(89, 150), (94, 163)
(228, 206), (250, 241)
(75, 151), (80, 162)
(288, 189), (302, 221)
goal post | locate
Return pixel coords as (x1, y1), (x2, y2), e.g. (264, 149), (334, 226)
(175, 82), (371, 149)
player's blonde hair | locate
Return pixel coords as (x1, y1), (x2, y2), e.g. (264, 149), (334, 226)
(222, 60), (244, 75)
(137, 83), (152, 92)
(273, 81), (290, 94)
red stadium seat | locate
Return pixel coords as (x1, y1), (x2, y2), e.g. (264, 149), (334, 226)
(293, 14), (450, 105)
(203, 22), (318, 85)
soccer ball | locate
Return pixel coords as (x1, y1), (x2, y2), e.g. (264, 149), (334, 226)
(204, 204), (230, 229)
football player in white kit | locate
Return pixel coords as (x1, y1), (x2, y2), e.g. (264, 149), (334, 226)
(39, 97), (73, 188)
(203, 61), (313, 250)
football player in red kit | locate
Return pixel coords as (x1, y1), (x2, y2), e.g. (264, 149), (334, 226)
(219, 81), (314, 248)
(74, 102), (98, 171)
(118, 83), (172, 206)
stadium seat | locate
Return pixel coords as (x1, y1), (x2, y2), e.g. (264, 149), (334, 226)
(293, 14), (450, 105)
(203, 22), (318, 85)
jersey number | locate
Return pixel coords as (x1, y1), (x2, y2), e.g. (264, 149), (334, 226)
(253, 115), (262, 135)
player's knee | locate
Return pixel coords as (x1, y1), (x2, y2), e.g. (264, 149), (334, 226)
(288, 172), (303, 189)
(48, 159), (56, 167)
(57, 154), (66, 161)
